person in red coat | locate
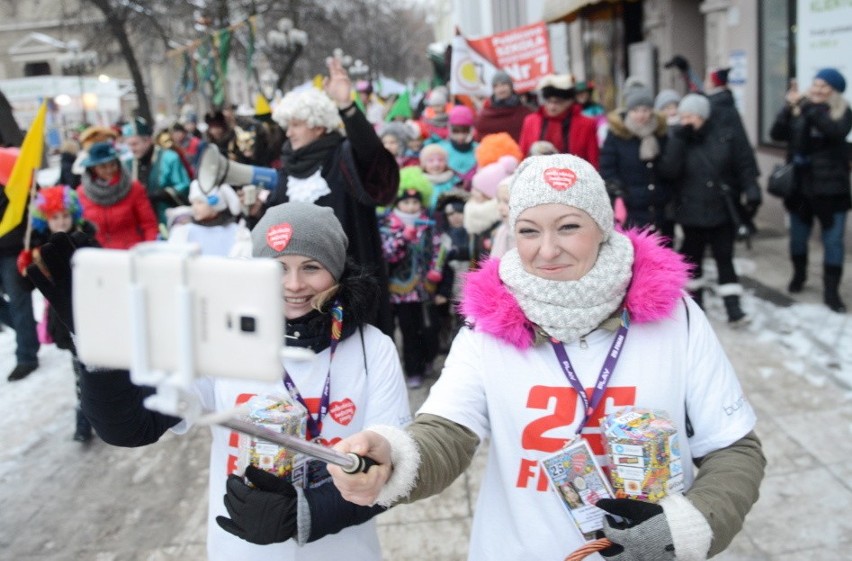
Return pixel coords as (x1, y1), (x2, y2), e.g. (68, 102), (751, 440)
(518, 74), (600, 168)
(77, 142), (159, 249)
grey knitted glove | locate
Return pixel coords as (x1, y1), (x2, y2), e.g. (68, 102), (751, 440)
(596, 498), (676, 561)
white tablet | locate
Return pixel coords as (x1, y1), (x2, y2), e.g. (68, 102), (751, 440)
(72, 246), (284, 382)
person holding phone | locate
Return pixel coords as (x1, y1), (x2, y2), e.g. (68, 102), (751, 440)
(327, 154), (765, 561)
(770, 68), (851, 312)
(27, 202), (411, 561)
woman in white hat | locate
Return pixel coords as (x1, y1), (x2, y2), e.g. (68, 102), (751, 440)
(328, 154), (765, 561)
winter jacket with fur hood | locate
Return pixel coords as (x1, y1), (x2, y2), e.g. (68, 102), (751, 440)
(372, 230), (765, 560)
(600, 111), (671, 229)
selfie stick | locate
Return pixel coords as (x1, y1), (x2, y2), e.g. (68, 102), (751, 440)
(219, 417), (376, 474)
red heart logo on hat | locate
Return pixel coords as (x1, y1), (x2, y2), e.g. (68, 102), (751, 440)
(266, 223), (293, 251)
(328, 398), (356, 426)
(543, 168), (577, 191)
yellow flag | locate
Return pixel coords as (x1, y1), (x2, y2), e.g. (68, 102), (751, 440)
(0, 102), (46, 236)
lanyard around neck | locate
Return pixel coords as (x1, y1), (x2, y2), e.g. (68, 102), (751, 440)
(282, 303), (343, 440)
(549, 308), (630, 434)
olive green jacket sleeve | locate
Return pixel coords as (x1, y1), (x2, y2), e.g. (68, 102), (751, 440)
(399, 413), (480, 503)
(687, 430), (766, 557)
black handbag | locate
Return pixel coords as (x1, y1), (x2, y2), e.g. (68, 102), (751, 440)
(767, 163), (795, 199)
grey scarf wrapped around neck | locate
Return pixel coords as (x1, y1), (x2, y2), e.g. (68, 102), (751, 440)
(499, 232), (635, 343)
(81, 169), (132, 206)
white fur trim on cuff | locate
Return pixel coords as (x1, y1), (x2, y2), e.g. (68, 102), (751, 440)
(660, 494), (713, 561)
(366, 424), (421, 507)
(716, 283), (743, 297)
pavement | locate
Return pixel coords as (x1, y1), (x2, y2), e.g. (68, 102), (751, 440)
(1, 223), (850, 560)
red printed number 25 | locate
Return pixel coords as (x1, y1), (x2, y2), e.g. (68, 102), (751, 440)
(521, 385), (636, 452)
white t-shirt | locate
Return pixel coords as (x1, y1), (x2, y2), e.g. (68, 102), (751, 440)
(168, 222), (242, 257)
(188, 325), (411, 561)
(419, 297), (756, 561)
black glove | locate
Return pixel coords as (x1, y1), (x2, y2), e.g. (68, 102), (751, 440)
(663, 55), (690, 72)
(674, 124), (695, 141)
(217, 466), (298, 545)
(595, 498), (676, 561)
(217, 465), (386, 545)
(25, 231), (99, 334)
(743, 200), (760, 219)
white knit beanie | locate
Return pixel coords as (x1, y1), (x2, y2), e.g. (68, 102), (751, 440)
(509, 154), (613, 240)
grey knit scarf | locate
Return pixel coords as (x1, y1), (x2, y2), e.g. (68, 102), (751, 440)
(81, 170), (132, 206)
(499, 231), (635, 343)
(623, 114), (660, 161)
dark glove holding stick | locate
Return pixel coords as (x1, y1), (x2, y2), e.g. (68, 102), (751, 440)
(25, 231), (100, 336)
(217, 464), (387, 546)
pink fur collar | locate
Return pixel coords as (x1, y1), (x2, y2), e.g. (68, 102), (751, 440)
(458, 229), (691, 349)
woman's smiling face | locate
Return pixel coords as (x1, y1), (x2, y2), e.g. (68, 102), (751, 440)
(276, 255), (336, 319)
(514, 203), (603, 281)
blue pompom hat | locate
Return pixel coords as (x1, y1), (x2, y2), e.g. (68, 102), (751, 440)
(815, 68), (846, 93)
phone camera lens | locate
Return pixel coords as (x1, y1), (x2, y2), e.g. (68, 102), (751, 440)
(240, 316), (256, 333)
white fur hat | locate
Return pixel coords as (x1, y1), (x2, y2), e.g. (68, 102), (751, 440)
(272, 88), (343, 132)
(509, 154), (613, 240)
(188, 179), (241, 216)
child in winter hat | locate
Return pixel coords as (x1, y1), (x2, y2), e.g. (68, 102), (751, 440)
(168, 179), (246, 257)
(475, 132), (523, 168)
(419, 144), (460, 210)
(435, 105), (478, 180)
(21, 184), (98, 440)
(378, 171), (443, 388)
(465, 155), (518, 257)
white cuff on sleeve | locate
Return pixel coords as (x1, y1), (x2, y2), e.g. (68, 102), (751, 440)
(366, 424), (421, 507)
(660, 494), (713, 561)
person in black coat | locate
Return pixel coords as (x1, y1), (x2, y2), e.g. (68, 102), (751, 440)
(600, 87), (672, 241)
(247, 58), (400, 334)
(705, 68), (761, 208)
(658, 94), (762, 323)
(770, 68), (852, 313)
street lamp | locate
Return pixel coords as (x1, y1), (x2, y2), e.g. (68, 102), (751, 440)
(259, 68), (279, 100)
(328, 49), (369, 80)
(265, 18), (308, 92)
(58, 40), (98, 125)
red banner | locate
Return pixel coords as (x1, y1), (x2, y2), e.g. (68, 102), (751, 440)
(466, 22), (554, 94)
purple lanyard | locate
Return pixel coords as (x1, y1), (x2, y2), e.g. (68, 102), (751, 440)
(282, 303), (343, 441)
(549, 308), (630, 434)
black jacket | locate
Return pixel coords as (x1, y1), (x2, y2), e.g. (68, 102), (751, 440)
(769, 98), (852, 219)
(600, 110), (671, 229)
(658, 117), (762, 229)
(265, 106), (398, 335)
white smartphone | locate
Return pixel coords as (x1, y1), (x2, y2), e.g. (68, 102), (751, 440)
(72, 246), (284, 382)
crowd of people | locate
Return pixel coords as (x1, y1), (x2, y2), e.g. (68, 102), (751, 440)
(2, 51), (850, 561)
